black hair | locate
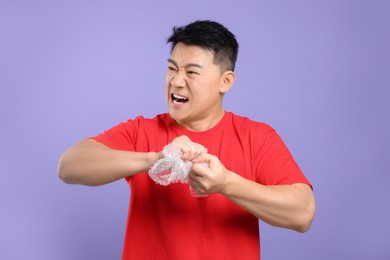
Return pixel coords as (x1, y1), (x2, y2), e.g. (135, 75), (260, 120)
(167, 20), (239, 72)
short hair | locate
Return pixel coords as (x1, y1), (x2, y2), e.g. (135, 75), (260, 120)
(167, 20), (239, 72)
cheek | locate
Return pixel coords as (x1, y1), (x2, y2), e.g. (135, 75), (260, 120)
(191, 89), (209, 104)
(165, 76), (169, 87)
(194, 82), (220, 100)
(165, 72), (172, 85)
(165, 76), (170, 91)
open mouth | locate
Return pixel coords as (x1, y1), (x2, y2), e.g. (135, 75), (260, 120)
(171, 93), (189, 104)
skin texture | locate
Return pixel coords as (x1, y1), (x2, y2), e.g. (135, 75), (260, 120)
(58, 43), (315, 232)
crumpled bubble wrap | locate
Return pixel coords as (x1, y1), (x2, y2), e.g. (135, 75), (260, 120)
(148, 143), (207, 187)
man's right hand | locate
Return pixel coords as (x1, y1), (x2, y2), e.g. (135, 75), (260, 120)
(167, 135), (205, 161)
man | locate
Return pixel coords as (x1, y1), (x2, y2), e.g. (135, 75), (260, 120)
(58, 20), (315, 259)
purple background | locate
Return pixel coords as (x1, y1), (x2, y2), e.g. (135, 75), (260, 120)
(1, 0), (389, 259)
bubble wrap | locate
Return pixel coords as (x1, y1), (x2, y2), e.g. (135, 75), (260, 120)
(148, 143), (207, 187)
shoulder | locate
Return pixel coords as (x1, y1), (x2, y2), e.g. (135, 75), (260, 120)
(227, 112), (274, 134)
(123, 113), (171, 127)
(227, 113), (280, 151)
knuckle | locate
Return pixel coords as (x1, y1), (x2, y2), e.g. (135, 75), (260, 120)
(202, 183), (211, 192)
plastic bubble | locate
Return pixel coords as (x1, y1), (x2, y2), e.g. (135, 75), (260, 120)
(148, 143), (208, 198)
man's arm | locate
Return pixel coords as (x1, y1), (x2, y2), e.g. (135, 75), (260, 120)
(190, 153), (316, 233)
(222, 177), (314, 233)
(57, 139), (161, 186)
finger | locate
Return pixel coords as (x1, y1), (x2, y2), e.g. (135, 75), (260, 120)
(189, 177), (206, 192)
(189, 177), (211, 196)
(191, 152), (212, 163)
(181, 144), (204, 161)
(189, 185), (207, 197)
(191, 163), (212, 178)
(189, 168), (202, 179)
(181, 147), (198, 161)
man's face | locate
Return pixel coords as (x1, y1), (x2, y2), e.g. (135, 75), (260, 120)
(165, 43), (227, 130)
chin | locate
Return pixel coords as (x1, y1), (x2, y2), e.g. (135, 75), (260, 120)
(168, 111), (181, 121)
(168, 110), (187, 124)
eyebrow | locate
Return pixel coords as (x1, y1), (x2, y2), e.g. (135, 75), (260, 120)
(167, 58), (203, 69)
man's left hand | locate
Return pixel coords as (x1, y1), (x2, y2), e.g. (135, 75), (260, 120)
(189, 153), (231, 196)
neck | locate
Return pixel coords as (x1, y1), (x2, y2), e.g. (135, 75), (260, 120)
(176, 110), (225, 132)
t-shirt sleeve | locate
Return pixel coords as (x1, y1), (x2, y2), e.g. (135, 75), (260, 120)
(255, 126), (312, 188)
(90, 117), (141, 151)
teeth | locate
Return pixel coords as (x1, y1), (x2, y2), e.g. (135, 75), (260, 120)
(173, 94), (188, 100)
(172, 93), (189, 104)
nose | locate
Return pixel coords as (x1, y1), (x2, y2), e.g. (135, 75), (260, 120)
(170, 69), (186, 89)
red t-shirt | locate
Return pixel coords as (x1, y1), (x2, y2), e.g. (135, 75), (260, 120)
(92, 112), (311, 260)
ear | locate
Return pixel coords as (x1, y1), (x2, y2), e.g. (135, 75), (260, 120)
(219, 71), (235, 94)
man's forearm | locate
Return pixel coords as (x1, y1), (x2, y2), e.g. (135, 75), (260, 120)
(222, 172), (316, 232)
(58, 139), (160, 186)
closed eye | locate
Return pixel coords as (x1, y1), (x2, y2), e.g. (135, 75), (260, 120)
(187, 70), (199, 76)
